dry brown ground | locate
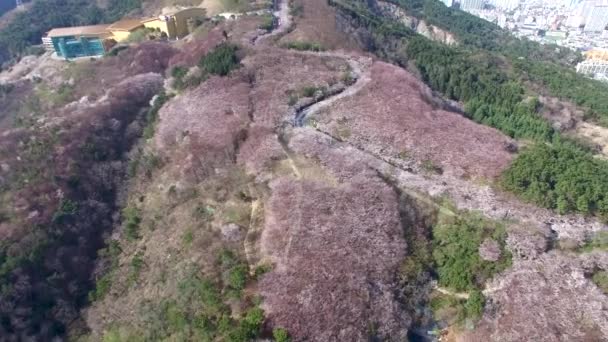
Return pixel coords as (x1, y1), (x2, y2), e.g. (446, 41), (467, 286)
(312, 61), (515, 180)
(260, 174), (410, 341)
(278, 0), (360, 51)
(463, 251), (608, 342)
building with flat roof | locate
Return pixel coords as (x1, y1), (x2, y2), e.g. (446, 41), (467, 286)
(42, 7), (206, 59)
(42, 24), (112, 59)
(142, 7), (206, 39)
(107, 19), (145, 42)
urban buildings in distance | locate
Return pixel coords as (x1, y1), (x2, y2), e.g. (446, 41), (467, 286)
(444, 0), (608, 82)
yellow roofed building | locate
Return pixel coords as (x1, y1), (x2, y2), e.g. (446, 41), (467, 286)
(107, 19), (145, 42)
(142, 7), (206, 39)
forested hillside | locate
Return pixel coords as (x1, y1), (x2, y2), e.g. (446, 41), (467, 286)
(331, 0), (608, 219)
(384, 0), (608, 126)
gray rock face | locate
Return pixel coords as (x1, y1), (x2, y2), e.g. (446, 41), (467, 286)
(376, 1), (458, 46)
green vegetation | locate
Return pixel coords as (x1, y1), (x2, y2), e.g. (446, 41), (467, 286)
(258, 14), (275, 31)
(100, 263), (265, 341)
(273, 327), (291, 342)
(432, 213), (511, 291)
(464, 290), (485, 321)
(52, 199), (78, 223)
(502, 143), (608, 219)
(128, 251), (145, 285)
(125, 28), (155, 43)
(407, 36), (553, 141)
(514, 59), (608, 126)
(35, 83), (75, 109)
(123, 206), (142, 241)
(171, 66), (204, 91)
(89, 240), (122, 302)
(430, 290), (485, 324)
(579, 231), (608, 253)
(388, 0), (608, 125)
(591, 271), (608, 294)
(199, 43), (241, 76)
(282, 41), (325, 52)
(330, 0), (608, 219)
(142, 92), (172, 140)
(219, 249), (249, 297)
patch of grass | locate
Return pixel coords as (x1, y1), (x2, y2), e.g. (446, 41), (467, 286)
(123, 206), (142, 241)
(128, 150), (163, 178)
(254, 263), (272, 278)
(35, 82), (74, 108)
(219, 249), (250, 297)
(89, 273), (113, 302)
(464, 290), (485, 321)
(124, 264), (264, 341)
(89, 241), (122, 302)
(142, 92), (172, 140)
(193, 203), (216, 220)
(258, 14), (274, 31)
(222, 202), (250, 226)
(421, 159), (443, 175)
(183, 229), (194, 246)
(579, 231), (608, 253)
(282, 41), (325, 52)
(273, 327), (291, 342)
(199, 43), (240, 76)
(592, 270), (608, 294)
(128, 251), (145, 285)
(126, 27), (156, 43)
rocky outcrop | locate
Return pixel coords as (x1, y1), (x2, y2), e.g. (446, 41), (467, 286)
(376, 1), (457, 46)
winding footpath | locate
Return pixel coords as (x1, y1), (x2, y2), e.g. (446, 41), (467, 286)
(255, 0), (608, 247)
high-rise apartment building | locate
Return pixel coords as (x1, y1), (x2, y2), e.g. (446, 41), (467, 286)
(585, 5), (608, 31)
(460, 0), (484, 11)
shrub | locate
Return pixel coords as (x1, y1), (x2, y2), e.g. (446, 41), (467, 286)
(89, 272), (113, 302)
(228, 264), (248, 291)
(199, 43), (240, 76)
(464, 290), (485, 321)
(123, 206), (142, 241)
(432, 213), (511, 291)
(52, 199), (78, 223)
(126, 28), (155, 43)
(142, 92), (172, 140)
(592, 271), (608, 294)
(258, 14), (275, 31)
(128, 251), (145, 285)
(273, 328), (291, 342)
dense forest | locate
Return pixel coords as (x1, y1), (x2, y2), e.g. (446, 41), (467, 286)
(331, 0), (608, 219)
(0, 0), (141, 65)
